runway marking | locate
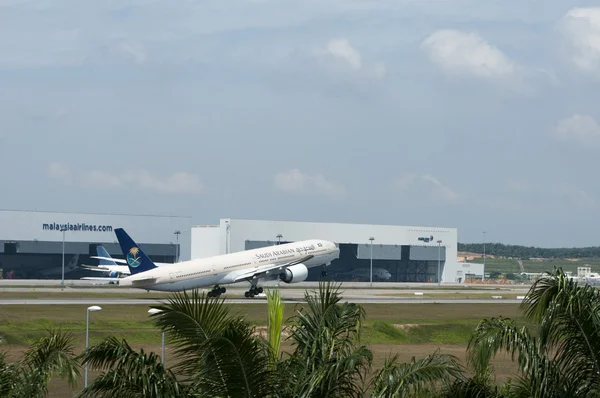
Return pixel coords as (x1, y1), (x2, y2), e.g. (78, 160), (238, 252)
(0, 298), (524, 305)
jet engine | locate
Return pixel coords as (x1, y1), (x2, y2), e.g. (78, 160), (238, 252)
(279, 263), (308, 284)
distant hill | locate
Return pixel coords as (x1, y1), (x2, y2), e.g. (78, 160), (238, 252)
(458, 243), (600, 260)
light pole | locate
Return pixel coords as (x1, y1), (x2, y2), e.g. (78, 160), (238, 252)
(148, 308), (165, 366)
(173, 231), (181, 262)
(482, 230), (486, 269)
(369, 237), (375, 287)
(437, 240), (442, 287)
(85, 305), (102, 388)
(61, 227), (66, 286)
(276, 234), (282, 245)
(225, 221), (230, 254)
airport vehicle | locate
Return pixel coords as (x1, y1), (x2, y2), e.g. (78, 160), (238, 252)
(113, 228), (340, 297)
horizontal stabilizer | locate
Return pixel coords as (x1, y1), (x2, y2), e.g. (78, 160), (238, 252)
(130, 277), (158, 286)
(81, 277), (121, 283)
(91, 256), (128, 264)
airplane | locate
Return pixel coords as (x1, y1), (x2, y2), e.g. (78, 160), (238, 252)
(80, 245), (170, 280)
(110, 228), (340, 297)
(335, 267), (392, 281)
(38, 254), (80, 278)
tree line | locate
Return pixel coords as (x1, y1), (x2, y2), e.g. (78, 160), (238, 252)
(2, 273), (600, 397)
(458, 243), (600, 259)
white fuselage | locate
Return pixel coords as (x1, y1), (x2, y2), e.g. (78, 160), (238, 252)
(119, 239), (339, 292)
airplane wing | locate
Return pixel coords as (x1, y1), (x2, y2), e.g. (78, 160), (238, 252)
(81, 277), (122, 283)
(91, 256), (128, 264)
(81, 266), (113, 272)
(232, 255), (314, 283)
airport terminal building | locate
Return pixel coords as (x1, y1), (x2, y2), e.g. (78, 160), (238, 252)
(0, 210), (192, 279)
(0, 210), (478, 284)
(192, 218), (469, 284)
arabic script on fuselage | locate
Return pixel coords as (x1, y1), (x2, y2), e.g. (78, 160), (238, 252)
(254, 244), (316, 259)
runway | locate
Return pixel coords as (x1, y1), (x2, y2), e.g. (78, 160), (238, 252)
(0, 297), (524, 305)
(0, 279), (528, 305)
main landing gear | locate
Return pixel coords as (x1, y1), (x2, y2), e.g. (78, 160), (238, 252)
(244, 285), (263, 298)
(321, 264), (328, 278)
(208, 285), (226, 297)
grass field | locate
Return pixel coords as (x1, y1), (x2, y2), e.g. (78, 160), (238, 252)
(467, 256), (600, 274)
(0, 302), (527, 397)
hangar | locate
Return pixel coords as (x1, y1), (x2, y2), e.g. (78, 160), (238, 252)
(0, 210), (191, 279)
(191, 218), (464, 284)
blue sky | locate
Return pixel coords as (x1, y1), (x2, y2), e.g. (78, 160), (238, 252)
(1, 0), (599, 247)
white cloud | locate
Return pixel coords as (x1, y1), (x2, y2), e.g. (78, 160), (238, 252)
(111, 39), (147, 65)
(47, 162), (72, 185)
(554, 114), (600, 148)
(273, 168), (345, 198)
(83, 169), (204, 194)
(421, 29), (516, 78)
(393, 173), (460, 203)
(47, 163), (203, 194)
(313, 38), (386, 79)
(325, 38), (362, 69)
(558, 7), (600, 76)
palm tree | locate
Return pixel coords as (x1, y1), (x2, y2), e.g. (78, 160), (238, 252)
(277, 281), (373, 397)
(77, 280), (470, 398)
(466, 267), (600, 397)
(79, 288), (278, 398)
(279, 281), (466, 398)
(266, 288), (284, 371)
(369, 350), (465, 398)
(75, 337), (187, 398)
(0, 327), (81, 397)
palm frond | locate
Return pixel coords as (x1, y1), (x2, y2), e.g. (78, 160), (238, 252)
(520, 269), (600, 392)
(266, 287), (284, 370)
(370, 350), (464, 398)
(277, 281), (373, 397)
(467, 317), (541, 377)
(148, 288), (277, 397)
(77, 337), (185, 398)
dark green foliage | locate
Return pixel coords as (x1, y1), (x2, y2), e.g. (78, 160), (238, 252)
(76, 337), (186, 398)
(8, 271), (599, 397)
(369, 350), (464, 397)
(81, 289), (277, 398)
(467, 267), (600, 397)
(0, 327), (81, 397)
(278, 281), (374, 397)
(458, 243), (600, 259)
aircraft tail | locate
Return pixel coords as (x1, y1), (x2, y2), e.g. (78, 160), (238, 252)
(114, 228), (157, 275)
(96, 246), (118, 266)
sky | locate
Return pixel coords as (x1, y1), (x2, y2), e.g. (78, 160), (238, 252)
(1, 0), (599, 247)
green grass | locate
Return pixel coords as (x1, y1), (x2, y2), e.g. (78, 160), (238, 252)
(467, 256), (600, 275)
(376, 293), (524, 299)
(0, 303), (524, 347)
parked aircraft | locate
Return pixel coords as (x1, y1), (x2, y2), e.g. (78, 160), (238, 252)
(38, 254), (80, 278)
(335, 267), (392, 281)
(80, 245), (169, 280)
(110, 228), (340, 297)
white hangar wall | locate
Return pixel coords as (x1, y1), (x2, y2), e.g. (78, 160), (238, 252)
(0, 210), (192, 279)
(192, 218), (462, 283)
